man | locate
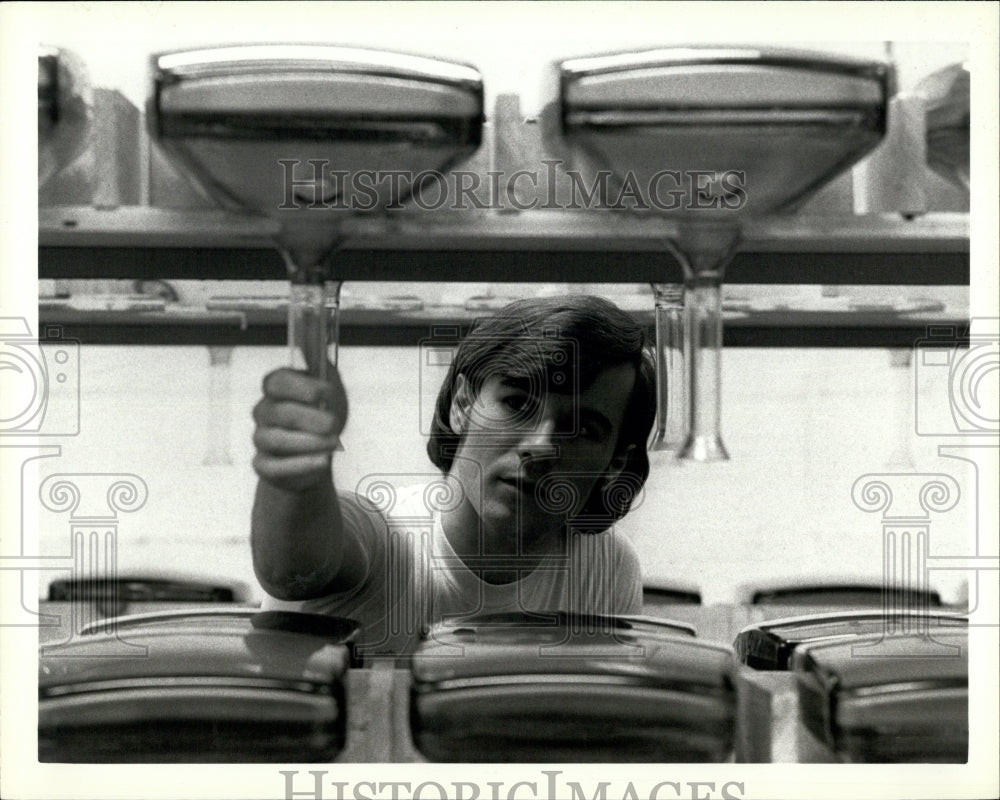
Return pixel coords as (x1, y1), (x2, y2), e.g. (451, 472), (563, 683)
(251, 295), (656, 660)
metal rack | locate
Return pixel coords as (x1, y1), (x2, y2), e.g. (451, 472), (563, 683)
(39, 207), (969, 348)
(37, 79), (970, 349)
(40, 207), (968, 284)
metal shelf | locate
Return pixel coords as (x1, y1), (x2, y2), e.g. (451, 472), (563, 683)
(39, 207), (969, 285)
(38, 306), (966, 349)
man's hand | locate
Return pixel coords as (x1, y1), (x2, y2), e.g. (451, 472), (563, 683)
(252, 367), (348, 492)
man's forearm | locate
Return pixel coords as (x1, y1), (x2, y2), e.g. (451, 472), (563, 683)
(251, 477), (345, 600)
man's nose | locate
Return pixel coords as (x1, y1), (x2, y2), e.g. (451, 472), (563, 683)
(516, 416), (559, 461)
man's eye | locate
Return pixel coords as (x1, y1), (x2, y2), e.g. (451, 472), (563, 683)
(576, 418), (608, 441)
(502, 394), (529, 411)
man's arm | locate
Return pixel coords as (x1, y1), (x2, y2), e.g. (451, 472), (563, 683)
(250, 366), (366, 600)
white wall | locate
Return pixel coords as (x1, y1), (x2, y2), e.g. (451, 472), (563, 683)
(36, 341), (975, 604)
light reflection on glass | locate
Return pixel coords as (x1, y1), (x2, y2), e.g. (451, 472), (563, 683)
(202, 345), (234, 466)
(650, 282), (686, 453)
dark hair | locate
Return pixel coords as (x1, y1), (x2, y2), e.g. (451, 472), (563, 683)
(426, 295), (656, 528)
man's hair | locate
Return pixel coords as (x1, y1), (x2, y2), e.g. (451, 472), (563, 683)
(426, 295), (656, 529)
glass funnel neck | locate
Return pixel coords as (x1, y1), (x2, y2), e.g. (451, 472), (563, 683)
(668, 224), (742, 281)
(663, 224), (741, 464)
(278, 220), (347, 279)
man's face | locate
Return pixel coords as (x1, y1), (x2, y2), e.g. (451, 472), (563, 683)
(446, 362), (637, 553)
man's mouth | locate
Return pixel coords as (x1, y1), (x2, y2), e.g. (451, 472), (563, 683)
(497, 475), (537, 494)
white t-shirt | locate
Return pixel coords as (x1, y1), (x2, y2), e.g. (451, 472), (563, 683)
(263, 483), (643, 660)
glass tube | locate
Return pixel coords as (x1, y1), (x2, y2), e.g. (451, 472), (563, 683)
(667, 225), (740, 463)
(678, 277), (729, 461)
(288, 278), (344, 451)
(202, 345), (234, 466)
(886, 347), (916, 469)
(650, 283), (686, 452)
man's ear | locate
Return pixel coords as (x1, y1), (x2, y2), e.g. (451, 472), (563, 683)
(605, 444), (635, 482)
(448, 373), (472, 434)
